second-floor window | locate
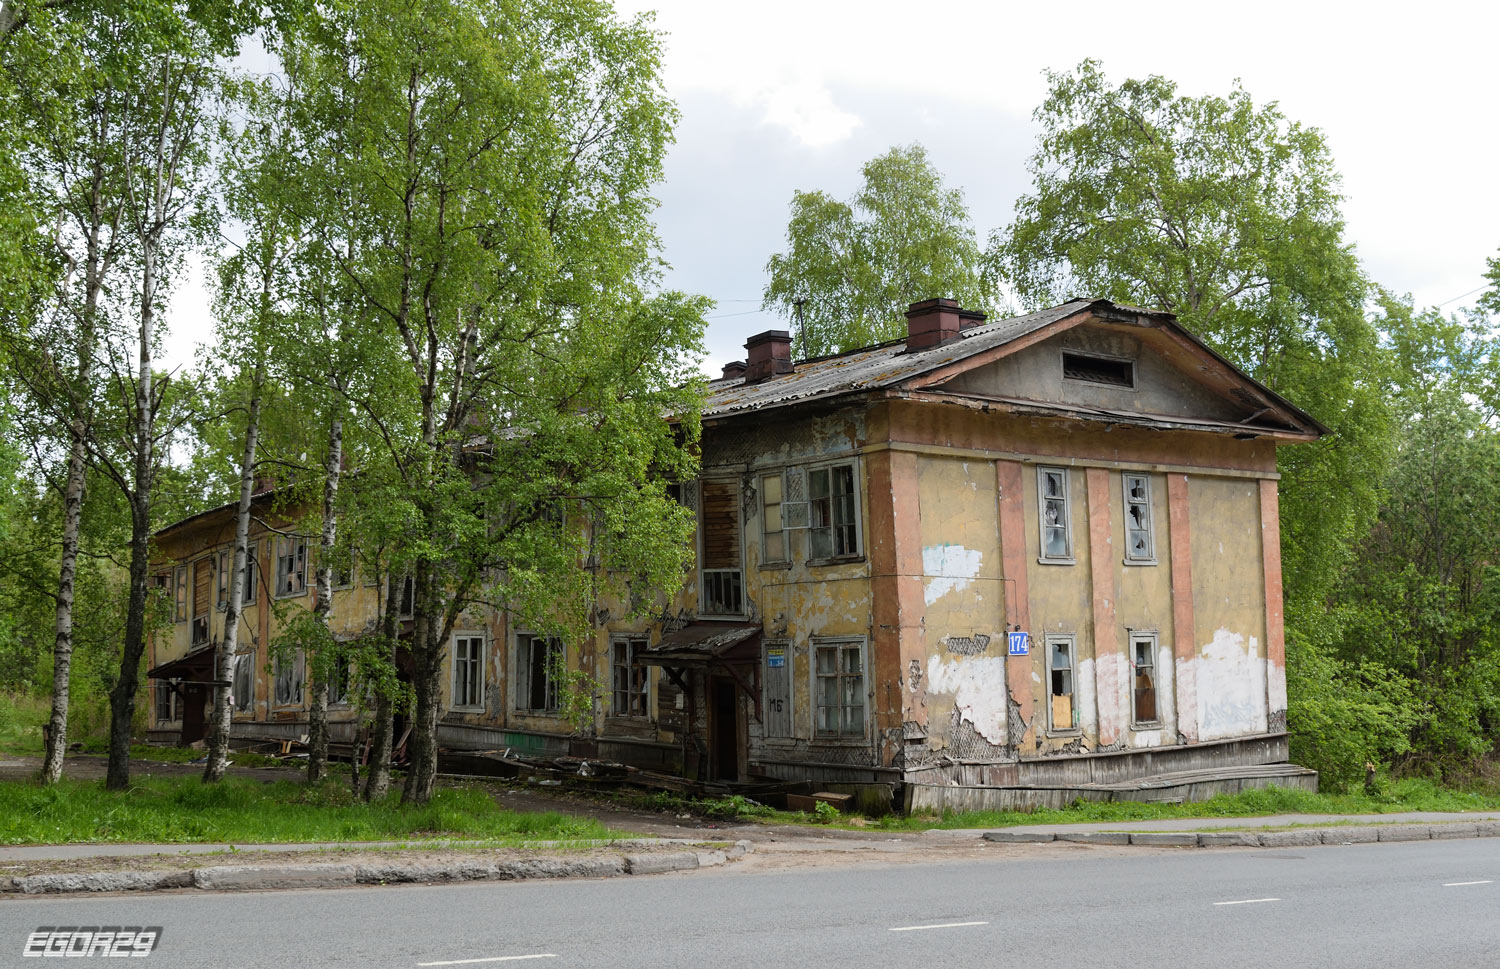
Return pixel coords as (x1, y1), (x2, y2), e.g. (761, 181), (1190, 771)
(699, 477), (743, 615)
(275, 537), (307, 598)
(1038, 466), (1073, 562)
(808, 463), (859, 560)
(1123, 473), (1156, 563)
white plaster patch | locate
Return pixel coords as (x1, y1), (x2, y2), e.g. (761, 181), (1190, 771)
(1186, 629), (1269, 741)
(1094, 651), (1130, 744)
(926, 654), (1008, 745)
(1133, 728), (1163, 747)
(922, 544), (982, 606)
(1268, 655), (1288, 715)
(1077, 657), (1099, 734)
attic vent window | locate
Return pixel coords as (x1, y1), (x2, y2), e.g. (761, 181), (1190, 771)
(1062, 352), (1134, 388)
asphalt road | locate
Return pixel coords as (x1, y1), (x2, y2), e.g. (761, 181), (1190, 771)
(3, 839), (1498, 969)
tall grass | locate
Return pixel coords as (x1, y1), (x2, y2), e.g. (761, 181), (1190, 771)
(0, 777), (619, 845)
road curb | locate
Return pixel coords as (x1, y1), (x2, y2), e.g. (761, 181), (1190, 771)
(2, 840), (754, 896)
(976, 822), (1500, 850)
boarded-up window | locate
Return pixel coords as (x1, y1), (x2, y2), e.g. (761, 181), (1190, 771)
(700, 478), (743, 615)
(192, 559), (212, 645)
(764, 641), (791, 739)
(1048, 635), (1077, 730)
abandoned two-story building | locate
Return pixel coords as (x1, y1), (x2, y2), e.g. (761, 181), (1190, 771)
(148, 297), (1322, 811)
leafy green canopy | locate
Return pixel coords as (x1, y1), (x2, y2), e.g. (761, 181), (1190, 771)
(763, 143), (993, 358)
(992, 60), (1390, 611)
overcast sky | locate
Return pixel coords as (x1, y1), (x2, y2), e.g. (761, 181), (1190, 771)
(166, 0), (1499, 374)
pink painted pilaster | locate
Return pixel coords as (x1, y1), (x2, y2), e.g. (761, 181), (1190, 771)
(996, 460), (1033, 746)
(1167, 473), (1198, 742)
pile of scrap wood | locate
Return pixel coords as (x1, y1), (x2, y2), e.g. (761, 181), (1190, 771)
(435, 748), (810, 804)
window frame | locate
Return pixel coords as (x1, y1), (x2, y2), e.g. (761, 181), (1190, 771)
(272, 650), (304, 708)
(154, 679), (179, 723)
(1061, 349), (1137, 390)
(1129, 631), (1162, 728)
(216, 550), (229, 610)
(173, 564), (188, 623)
(609, 636), (651, 720)
(242, 542), (259, 605)
(1046, 633), (1080, 734)
(274, 536), (308, 599)
(450, 632), (485, 712)
(807, 460), (862, 563)
(811, 637), (868, 741)
(514, 631), (563, 716)
(1122, 472), (1158, 565)
(759, 470), (790, 567)
(231, 651), (254, 713)
(1036, 465), (1075, 564)
(697, 476), (745, 618)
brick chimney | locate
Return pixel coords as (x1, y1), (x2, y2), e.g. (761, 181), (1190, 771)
(721, 360), (748, 381)
(744, 330), (793, 383)
(905, 298), (967, 351)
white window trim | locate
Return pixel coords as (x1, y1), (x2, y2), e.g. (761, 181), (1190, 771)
(809, 636), (870, 743)
(1037, 465), (1076, 565)
(1129, 630), (1164, 728)
(806, 458), (864, 564)
(608, 636), (652, 720)
(450, 631), (486, 712)
(514, 630), (563, 717)
(1122, 472), (1158, 566)
(759, 470), (791, 568)
(1045, 633), (1080, 734)
(242, 542), (259, 605)
(231, 650), (255, 713)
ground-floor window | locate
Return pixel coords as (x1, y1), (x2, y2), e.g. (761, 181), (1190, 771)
(273, 651), (304, 707)
(231, 653), (253, 712)
(516, 633), (562, 714)
(452, 634), (484, 710)
(1047, 634), (1077, 731)
(611, 637), (649, 718)
(814, 639), (864, 738)
(155, 680), (179, 723)
(1131, 632), (1160, 725)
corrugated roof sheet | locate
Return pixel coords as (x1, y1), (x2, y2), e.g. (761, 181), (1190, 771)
(703, 299), (1098, 419)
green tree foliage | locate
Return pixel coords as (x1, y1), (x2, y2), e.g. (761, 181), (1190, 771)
(992, 60), (1391, 615)
(281, 0), (707, 803)
(763, 143), (993, 357)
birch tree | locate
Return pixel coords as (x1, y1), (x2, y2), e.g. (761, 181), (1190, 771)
(283, 0), (707, 805)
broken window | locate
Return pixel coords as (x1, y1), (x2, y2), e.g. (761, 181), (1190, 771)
(191, 558), (211, 646)
(1062, 351), (1134, 388)
(809, 463), (859, 560)
(273, 651), (304, 706)
(1048, 635), (1077, 731)
(1038, 467), (1073, 561)
(275, 537), (307, 598)
(327, 658), (351, 707)
(231, 652), (253, 712)
(1123, 473), (1156, 563)
(242, 542), (258, 605)
(610, 637), (649, 718)
(517, 632), (562, 714)
(760, 471), (788, 564)
(173, 564), (188, 622)
(814, 639), (865, 738)
(451, 634), (484, 710)
(699, 477), (743, 615)
(216, 550), (229, 609)
(1132, 634), (1159, 724)
(155, 680), (179, 723)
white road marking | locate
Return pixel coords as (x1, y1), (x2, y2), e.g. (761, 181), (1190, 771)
(889, 921), (989, 932)
(1443, 880), (1493, 887)
(1213, 898), (1281, 906)
(417, 956), (557, 966)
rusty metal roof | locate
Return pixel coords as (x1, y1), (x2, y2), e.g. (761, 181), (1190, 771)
(703, 299), (1101, 420)
(639, 622), (762, 664)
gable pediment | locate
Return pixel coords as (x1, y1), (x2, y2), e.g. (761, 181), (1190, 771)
(916, 310), (1321, 440)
